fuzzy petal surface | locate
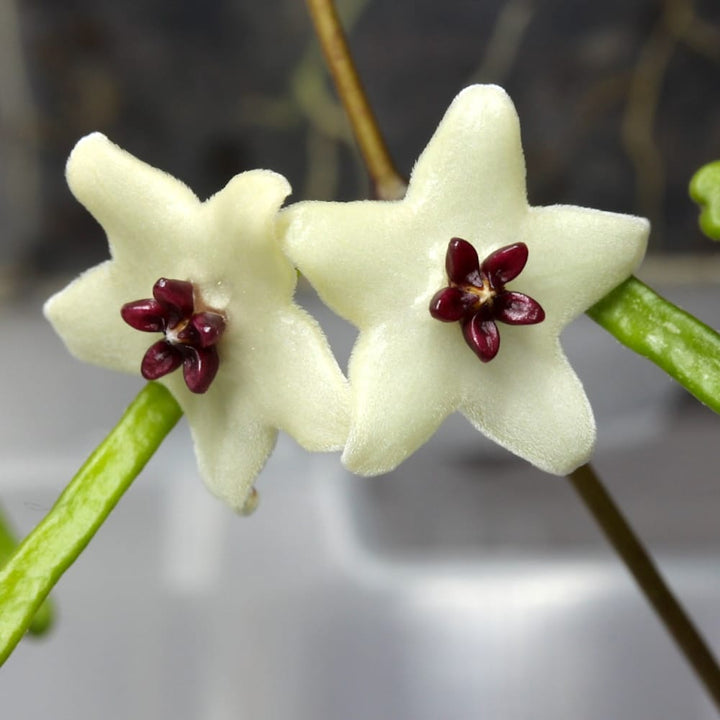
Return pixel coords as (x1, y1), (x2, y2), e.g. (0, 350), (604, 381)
(517, 205), (649, 330)
(282, 84), (648, 476)
(341, 318), (458, 475)
(45, 133), (349, 510)
(457, 330), (595, 474)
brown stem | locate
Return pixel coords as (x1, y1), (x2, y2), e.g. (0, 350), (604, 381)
(305, 0), (407, 200)
(569, 463), (720, 711)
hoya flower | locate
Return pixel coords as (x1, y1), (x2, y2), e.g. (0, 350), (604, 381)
(45, 133), (350, 512)
(280, 84), (649, 477)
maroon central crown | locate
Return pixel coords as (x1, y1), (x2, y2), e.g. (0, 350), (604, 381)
(429, 238), (545, 362)
(121, 278), (226, 393)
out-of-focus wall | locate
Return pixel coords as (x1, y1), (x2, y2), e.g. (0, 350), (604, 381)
(1, 0), (720, 286)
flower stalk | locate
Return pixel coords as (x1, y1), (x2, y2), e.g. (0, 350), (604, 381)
(569, 464), (720, 710)
(305, 0), (407, 200)
(588, 276), (720, 413)
(0, 505), (54, 637)
(0, 382), (182, 665)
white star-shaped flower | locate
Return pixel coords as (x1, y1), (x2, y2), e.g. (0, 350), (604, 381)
(45, 133), (350, 512)
(280, 85), (649, 476)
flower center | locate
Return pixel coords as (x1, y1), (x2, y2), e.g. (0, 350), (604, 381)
(460, 278), (496, 310)
(164, 316), (191, 345)
(429, 237), (545, 362)
(121, 278), (226, 393)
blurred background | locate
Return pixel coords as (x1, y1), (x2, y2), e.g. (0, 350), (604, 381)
(2, 0), (720, 718)
(2, 0), (720, 283)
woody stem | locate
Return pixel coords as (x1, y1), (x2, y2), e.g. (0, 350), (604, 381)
(305, 0), (407, 200)
(569, 463), (720, 710)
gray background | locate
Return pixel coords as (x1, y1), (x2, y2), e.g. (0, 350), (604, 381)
(2, 0), (720, 283)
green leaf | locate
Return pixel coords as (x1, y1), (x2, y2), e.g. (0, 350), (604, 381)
(588, 277), (720, 413)
(689, 161), (720, 241)
(0, 382), (182, 666)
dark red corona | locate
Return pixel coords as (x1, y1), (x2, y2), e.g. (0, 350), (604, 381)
(429, 238), (544, 362)
(121, 278), (225, 393)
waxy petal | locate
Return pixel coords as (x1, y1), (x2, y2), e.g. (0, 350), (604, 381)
(460, 336), (595, 475)
(462, 315), (500, 362)
(280, 201), (417, 325)
(404, 86), (527, 232)
(153, 278), (195, 319)
(190, 312), (226, 348)
(446, 237), (481, 285)
(179, 390), (278, 513)
(341, 321), (457, 475)
(121, 298), (167, 332)
(494, 291), (545, 325)
(45, 262), (150, 376)
(240, 306), (350, 451)
(518, 205), (649, 330)
(141, 340), (183, 380)
(429, 287), (472, 322)
(182, 346), (219, 394)
(481, 242), (528, 286)
(65, 134), (199, 274)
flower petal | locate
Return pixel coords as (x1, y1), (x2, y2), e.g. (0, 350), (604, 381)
(462, 315), (500, 362)
(405, 85), (526, 232)
(429, 286), (473, 322)
(175, 382), (279, 513)
(182, 346), (220, 394)
(141, 340), (184, 380)
(494, 291), (545, 325)
(518, 205), (649, 330)
(153, 278), (195, 318)
(65, 133), (200, 269)
(341, 320), (457, 475)
(197, 171), (293, 307)
(459, 335), (595, 475)
(239, 305), (350, 451)
(280, 201), (422, 326)
(189, 312), (226, 348)
(45, 262), (152, 375)
(121, 298), (166, 332)
(446, 237), (481, 285)
(481, 242), (528, 286)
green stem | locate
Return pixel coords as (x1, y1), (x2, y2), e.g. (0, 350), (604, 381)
(0, 382), (182, 666)
(569, 464), (720, 711)
(0, 505), (54, 636)
(588, 276), (720, 413)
